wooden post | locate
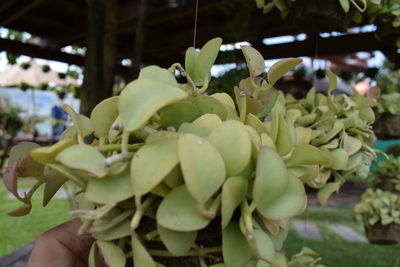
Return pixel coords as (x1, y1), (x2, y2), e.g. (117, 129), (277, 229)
(81, 0), (118, 115)
(130, 0), (147, 79)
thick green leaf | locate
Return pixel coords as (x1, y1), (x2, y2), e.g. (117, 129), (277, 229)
(326, 70), (337, 94)
(246, 113), (268, 135)
(222, 223), (253, 267)
(317, 181), (341, 206)
(30, 138), (77, 164)
(87, 168), (134, 204)
(90, 96), (119, 138)
(253, 229), (275, 264)
(330, 148), (349, 170)
(47, 164), (89, 188)
(339, 0), (350, 12)
(164, 165), (183, 189)
(131, 138), (178, 196)
(119, 78), (188, 132)
(192, 113), (222, 136)
(286, 145), (330, 167)
(221, 177), (248, 228)
(253, 147), (289, 206)
(139, 65), (178, 86)
(178, 122), (208, 137)
(88, 243), (97, 267)
(97, 240), (126, 267)
(196, 37), (223, 81)
(160, 101), (201, 129)
(343, 134), (362, 156)
(268, 58), (302, 87)
(178, 133), (226, 203)
(256, 175), (306, 220)
(56, 144), (107, 178)
(93, 220), (131, 241)
(132, 232), (157, 267)
(211, 93), (236, 109)
(275, 114), (293, 156)
(156, 185), (211, 231)
(209, 120), (252, 177)
(158, 224), (197, 256)
(43, 167), (68, 206)
(189, 95), (227, 121)
(63, 104), (93, 138)
(241, 46), (265, 77)
(185, 47), (202, 86)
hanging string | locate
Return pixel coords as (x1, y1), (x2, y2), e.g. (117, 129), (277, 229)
(193, 0), (199, 47)
(312, 33), (320, 85)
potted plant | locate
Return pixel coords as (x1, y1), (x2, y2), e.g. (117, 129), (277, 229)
(354, 188), (400, 244)
(373, 69), (400, 139)
(367, 156), (400, 192)
(369, 0), (400, 45)
(3, 38), (377, 266)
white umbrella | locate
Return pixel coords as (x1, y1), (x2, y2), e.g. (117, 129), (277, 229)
(0, 60), (77, 87)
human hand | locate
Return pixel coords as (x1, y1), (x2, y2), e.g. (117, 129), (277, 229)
(27, 218), (97, 267)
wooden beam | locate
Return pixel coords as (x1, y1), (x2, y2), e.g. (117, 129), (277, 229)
(218, 32), (391, 63)
(0, 0), (18, 14)
(1, 0), (46, 26)
(0, 37), (84, 65)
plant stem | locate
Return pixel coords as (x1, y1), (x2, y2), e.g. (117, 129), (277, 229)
(97, 143), (143, 153)
(131, 195), (157, 229)
(121, 131), (130, 154)
(169, 63), (197, 91)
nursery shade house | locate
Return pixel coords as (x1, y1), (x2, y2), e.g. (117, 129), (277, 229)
(1, 0), (399, 113)
(1, 0), (400, 267)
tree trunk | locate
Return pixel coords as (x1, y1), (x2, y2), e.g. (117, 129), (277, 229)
(81, 0), (118, 115)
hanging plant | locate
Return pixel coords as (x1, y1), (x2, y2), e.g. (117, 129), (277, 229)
(4, 38), (377, 266)
(19, 81), (31, 91)
(354, 189), (400, 244)
(41, 64), (51, 73)
(20, 62), (31, 70)
(256, 0), (380, 32)
(58, 72), (67, 79)
(38, 82), (49, 91)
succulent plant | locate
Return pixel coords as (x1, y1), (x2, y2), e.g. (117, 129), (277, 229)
(354, 189), (400, 226)
(4, 38), (377, 267)
(368, 156), (400, 191)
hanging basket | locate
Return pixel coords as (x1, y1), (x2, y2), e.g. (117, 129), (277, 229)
(374, 179), (398, 193)
(365, 223), (400, 245)
(139, 217), (223, 267)
(291, 0), (351, 33)
(373, 114), (400, 140)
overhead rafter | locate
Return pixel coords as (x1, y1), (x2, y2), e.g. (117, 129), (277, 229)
(1, 0), (46, 26)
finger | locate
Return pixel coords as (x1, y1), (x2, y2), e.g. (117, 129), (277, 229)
(27, 218), (94, 267)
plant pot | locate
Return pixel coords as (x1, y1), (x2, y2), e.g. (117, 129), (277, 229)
(373, 114), (400, 140)
(365, 223), (400, 245)
(374, 180), (397, 193)
(291, 0), (352, 33)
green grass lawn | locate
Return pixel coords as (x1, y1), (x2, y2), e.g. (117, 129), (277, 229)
(287, 207), (400, 267)
(0, 179), (70, 257)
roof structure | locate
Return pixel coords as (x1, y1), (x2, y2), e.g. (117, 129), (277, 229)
(0, 0), (398, 72)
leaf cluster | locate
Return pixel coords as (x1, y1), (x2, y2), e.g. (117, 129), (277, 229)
(4, 38), (377, 267)
(354, 188), (400, 226)
(368, 156), (400, 191)
(255, 0), (380, 18)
